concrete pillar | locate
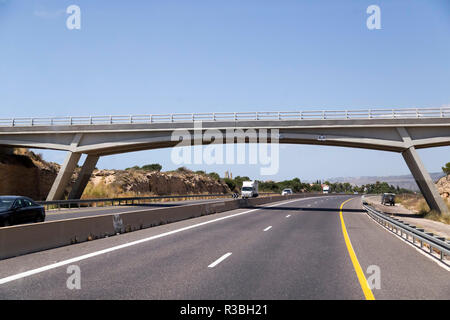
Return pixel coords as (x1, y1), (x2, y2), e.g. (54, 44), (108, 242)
(46, 152), (82, 200)
(68, 154), (99, 199)
(402, 146), (449, 216)
(46, 133), (83, 201)
(397, 127), (448, 216)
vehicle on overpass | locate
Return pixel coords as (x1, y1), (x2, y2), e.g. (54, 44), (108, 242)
(0, 196), (45, 227)
(281, 188), (293, 195)
(381, 193), (396, 206)
(241, 181), (259, 198)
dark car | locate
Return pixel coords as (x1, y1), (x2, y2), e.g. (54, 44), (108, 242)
(381, 193), (396, 206)
(0, 196), (45, 227)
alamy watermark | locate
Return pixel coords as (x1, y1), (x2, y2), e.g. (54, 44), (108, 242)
(170, 122), (280, 176)
(366, 265), (381, 290)
(367, 5), (381, 30)
(66, 5), (81, 30)
(66, 265), (81, 290)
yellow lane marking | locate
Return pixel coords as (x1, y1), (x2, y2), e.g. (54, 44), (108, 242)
(339, 198), (375, 300)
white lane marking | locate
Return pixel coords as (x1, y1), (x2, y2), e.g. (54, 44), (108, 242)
(286, 215), (291, 218)
(208, 252), (232, 268)
(0, 197), (310, 285)
(263, 226), (272, 232)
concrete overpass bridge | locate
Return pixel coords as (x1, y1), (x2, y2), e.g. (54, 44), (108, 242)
(0, 107), (449, 216)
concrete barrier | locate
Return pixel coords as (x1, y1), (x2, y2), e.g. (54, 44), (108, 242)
(0, 193), (337, 260)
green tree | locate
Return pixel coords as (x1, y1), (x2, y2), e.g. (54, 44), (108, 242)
(141, 163), (162, 172)
(208, 172), (220, 181)
(223, 178), (237, 191)
(125, 165), (140, 170)
(442, 162), (450, 175)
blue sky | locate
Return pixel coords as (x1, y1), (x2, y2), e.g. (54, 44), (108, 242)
(1, 0), (449, 181)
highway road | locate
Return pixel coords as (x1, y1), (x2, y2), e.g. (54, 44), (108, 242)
(0, 195), (449, 299)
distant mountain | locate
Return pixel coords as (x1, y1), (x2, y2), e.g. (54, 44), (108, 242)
(324, 172), (446, 191)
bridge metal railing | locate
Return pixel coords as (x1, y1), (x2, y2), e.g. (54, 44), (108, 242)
(1, 107), (450, 127)
(362, 202), (450, 263)
(37, 192), (279, 211)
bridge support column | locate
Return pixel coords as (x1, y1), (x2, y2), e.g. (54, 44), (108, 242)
(402, 146), (449, 216)
(397, 127), (448, 216)
(46, 152), (81, 201)
(68, 155), (99, 199)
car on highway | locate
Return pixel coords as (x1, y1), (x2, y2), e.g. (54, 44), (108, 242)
(281, 188), (293, 196)
(381, 193), (396, 206)
(0, 196), (45, 227)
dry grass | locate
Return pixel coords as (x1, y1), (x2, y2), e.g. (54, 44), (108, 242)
(81, 181), (229, 203)
(397, 194), (450, 224)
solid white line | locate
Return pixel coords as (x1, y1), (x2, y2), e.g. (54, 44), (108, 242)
(263, 226), (272, 232)
(364, 207), (450, 272)
(0, 197), (309, 285)
(208, 252), (232, 268)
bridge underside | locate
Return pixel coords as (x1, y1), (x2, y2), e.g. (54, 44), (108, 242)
(0, 119), (449, 215)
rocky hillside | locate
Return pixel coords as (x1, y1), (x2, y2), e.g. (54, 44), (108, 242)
(0, 149), (230, 200)
(84, 169), (230, 198)
(437, 175), (450, 198)
(0, 149), (60, 200)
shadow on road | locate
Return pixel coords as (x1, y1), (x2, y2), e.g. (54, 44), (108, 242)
(250, 206), (366, 213)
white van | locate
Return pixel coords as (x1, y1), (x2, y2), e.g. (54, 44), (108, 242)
(241, 181), (259, 198)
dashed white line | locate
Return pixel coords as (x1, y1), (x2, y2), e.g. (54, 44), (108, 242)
(208, 253), (232, 268)
(286, 215), (291, 218)
(0, 197), (309, 285)
(263, 226), (272, 232)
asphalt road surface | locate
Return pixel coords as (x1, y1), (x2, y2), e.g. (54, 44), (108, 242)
(0, 195), (449, 299)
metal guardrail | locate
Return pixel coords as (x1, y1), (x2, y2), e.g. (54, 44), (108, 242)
(37, 193), (278, 211)
(1, 107), (449, 127)
(362, 203), (450, 262)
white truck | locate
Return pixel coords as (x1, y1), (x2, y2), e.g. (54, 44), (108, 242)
(241, 181), (259, 198)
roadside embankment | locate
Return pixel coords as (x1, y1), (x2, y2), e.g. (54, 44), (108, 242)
(364, 195), (450, 241)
